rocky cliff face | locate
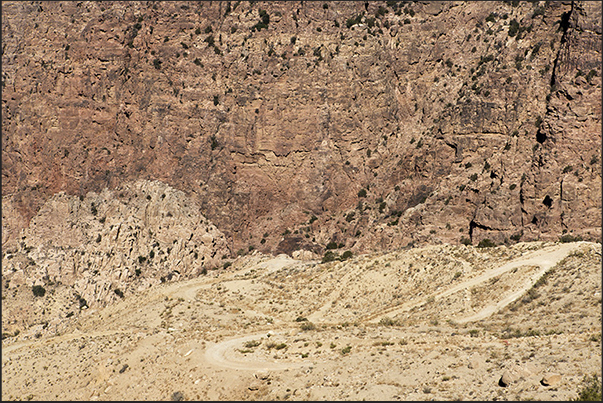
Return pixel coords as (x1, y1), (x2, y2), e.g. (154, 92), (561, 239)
(2, 1), (601, 322)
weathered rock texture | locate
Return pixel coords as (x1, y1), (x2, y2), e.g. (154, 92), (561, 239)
(2, 2), (601, 254)
(2, 179), (229, 334)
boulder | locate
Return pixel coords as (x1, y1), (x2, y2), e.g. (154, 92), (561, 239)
(499, 370), (518, 387)
(541, 373), (562, 386)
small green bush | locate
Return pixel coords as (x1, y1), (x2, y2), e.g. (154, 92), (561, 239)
(560, 234), (582, 243)
(510, 232), (522, 241)
(259, 9), (269, 24)
(210, 135), (219, 150)
(32, 285), (46, 297)
(340, 250), (353, 261)
(322, 251), (337, 263)
(346, 13), (364, 28)
(508, 19), (520, 37)
(357, 188), (367, 198)
(244, 340), (261, 348)
(522, 287), (540, 304)
(573, 374), (602, 401)
(477, 239), (496, 248)
(251, 9), (270, 31)
(204, 35), (215, 47)
(534, 268), (555, 288)
(586, 69), (597, 83)
(379, 317), (397, 326)
(300, 321), (316, 331)
(326, 241), (338, 250)
(77, 294), (88, 309)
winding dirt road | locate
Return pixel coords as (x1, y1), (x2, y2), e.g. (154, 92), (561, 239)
(202, 242), (583, 370)
(2, 242), (585, 373)
(204, 331), (315, 371)
(366, 242), (581, 324)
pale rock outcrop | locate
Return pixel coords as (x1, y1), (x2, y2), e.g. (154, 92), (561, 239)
(1, 180), (230, 335)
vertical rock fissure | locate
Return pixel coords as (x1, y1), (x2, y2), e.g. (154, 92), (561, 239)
(550, 1), (575, 88)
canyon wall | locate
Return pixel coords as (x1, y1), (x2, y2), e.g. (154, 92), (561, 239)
(2, 1), (601, 269)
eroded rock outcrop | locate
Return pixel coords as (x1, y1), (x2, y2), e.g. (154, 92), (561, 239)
(1, 179), (229, 335)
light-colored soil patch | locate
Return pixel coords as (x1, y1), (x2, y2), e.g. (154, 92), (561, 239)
(2, 241), (601, 401)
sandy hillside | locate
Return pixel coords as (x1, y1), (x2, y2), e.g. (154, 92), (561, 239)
(2, 241), (601, 401)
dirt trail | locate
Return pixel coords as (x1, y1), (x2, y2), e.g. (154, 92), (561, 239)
(365, 242), (581, 324)
(201, 242), (584, 371)
(2, 256), (299, 360)
(2, 243), (585, 375)
(306, 262), (365, 323)
(1, 328), (136, 355)
(204, 331), (315, 371)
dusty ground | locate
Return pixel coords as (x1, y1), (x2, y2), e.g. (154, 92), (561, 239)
(2, 241), (601, 401)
